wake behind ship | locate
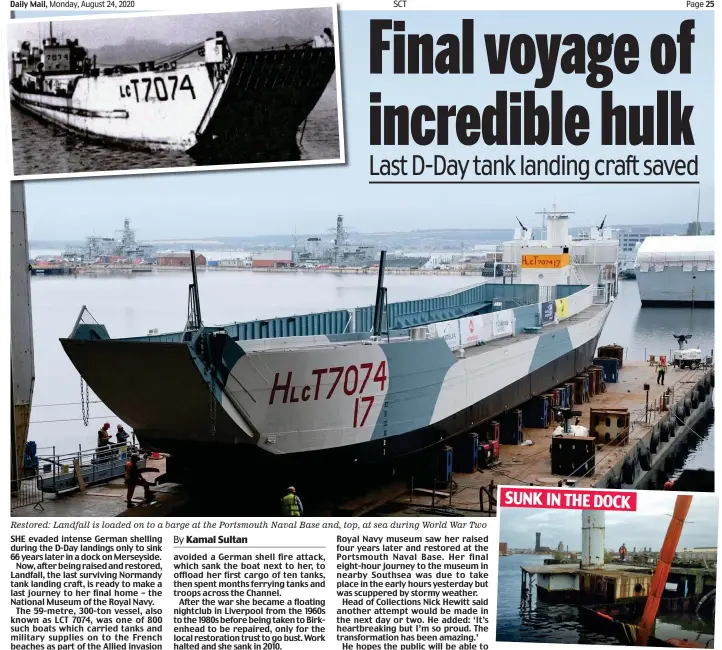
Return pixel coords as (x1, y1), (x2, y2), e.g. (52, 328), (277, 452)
(60, 213), (619, 481)
(10, 25), (336, 163)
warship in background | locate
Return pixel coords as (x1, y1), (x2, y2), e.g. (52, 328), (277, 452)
(290, 215), (497, 272)
(61, 218), (156, 264)
(293, 215), (378, 267)
(10, 22), (336, 163)
(635, 235), (715, 307)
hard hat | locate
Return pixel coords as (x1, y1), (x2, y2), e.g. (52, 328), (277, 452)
(117, 424), (124, 429)
(287, 486), (296, 492)
(103, 422), (110, 429)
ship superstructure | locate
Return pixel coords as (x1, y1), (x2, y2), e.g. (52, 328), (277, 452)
(502, 209), (619, 291)
(293, 215), (377, 266)
(62, 218), (156, 262)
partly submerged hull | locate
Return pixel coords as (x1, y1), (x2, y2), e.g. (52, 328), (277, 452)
(61, 303), (611, 468)
(11, 47), (335, 163)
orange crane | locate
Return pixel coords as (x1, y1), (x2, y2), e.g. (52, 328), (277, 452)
(636, 495), (694, 646)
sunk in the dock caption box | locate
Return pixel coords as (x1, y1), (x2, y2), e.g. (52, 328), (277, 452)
(501, 488), (637, 511)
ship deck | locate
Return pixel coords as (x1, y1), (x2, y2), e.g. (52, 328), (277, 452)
(486, 361), (710, 489)
(241, 302), (608, 355)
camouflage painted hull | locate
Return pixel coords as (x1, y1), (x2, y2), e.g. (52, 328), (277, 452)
(60, 302), (611, 467)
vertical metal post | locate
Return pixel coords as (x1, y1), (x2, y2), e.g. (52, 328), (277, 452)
(11, 181), (35, 486)
(372, 251), (387, 337)
(190, 249), (202, 327)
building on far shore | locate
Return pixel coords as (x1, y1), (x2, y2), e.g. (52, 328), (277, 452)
(252, 250), (293, 268)
(157, 252), (207, 268)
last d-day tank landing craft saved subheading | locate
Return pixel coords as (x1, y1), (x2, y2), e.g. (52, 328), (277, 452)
(60, 212), (620, 478)
(10, 24), (336, 163)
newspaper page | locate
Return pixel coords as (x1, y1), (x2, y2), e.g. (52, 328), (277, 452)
(3, 1), (718, 650)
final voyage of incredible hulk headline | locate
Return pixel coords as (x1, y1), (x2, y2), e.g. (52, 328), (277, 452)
(366, 18), (702, 182)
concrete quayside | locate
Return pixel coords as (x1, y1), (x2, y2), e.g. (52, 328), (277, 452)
(487, 360), (714, 493)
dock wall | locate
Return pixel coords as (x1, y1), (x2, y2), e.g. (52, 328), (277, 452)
(595, 369), (714, 490)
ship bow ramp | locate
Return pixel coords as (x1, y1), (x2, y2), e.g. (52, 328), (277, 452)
(60, 336), (257, 453)
(192, 47), (336, 163)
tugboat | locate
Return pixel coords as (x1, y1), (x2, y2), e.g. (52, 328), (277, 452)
(10, 24), (336, 163)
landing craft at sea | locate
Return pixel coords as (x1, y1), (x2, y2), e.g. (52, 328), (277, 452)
(10, 22), (336, 165)
(61, 215), (619, 474)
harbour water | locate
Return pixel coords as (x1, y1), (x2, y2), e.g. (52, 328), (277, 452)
(11, 76), (339, 175)
(26, 269), (714, 463)
(496, 554), (715, 645)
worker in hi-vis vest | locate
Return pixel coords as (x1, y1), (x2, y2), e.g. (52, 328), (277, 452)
(281, 486), (303, 516)
(657, 357), (667, 386)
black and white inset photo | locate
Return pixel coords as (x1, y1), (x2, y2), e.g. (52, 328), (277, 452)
(8, 7), (343, 178)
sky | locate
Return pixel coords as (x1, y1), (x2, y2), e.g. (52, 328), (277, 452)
(17, 10), (714, 240)
(500, 493), (718, 551)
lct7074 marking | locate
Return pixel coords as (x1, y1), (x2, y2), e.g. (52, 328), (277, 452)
(270, 361), (387, 403)
(119, 74), (196, 103)
(269, 362), (387, 428)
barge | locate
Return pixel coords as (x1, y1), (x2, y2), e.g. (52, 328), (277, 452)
(10, 24), (336, 163)
(60, 214), (619, 480)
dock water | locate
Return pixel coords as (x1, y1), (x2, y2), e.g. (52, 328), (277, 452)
(498, 554), (716, 646)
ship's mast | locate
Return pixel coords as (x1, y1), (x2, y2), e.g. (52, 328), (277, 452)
(535, 205), (575, 242)
(334, 214), (346, 265)
(49, 21), (53, 40)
